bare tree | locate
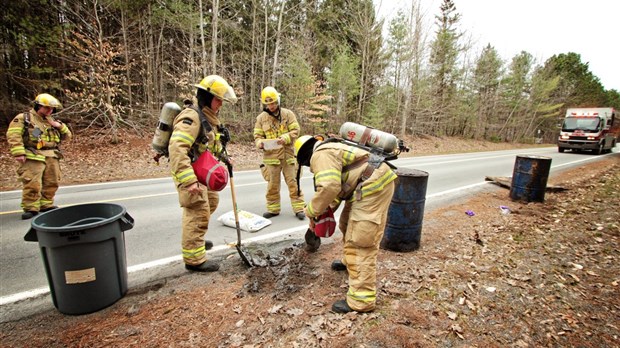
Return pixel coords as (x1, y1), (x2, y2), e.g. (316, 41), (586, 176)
(211, 0), (219, 72)
(348, 0), (384, 123)
(270, 0), (286, 85)
(250, 0), (259, 115)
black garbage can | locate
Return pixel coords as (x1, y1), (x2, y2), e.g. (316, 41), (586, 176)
(24, 203), (134, 315)
(380, 168), (429, 252)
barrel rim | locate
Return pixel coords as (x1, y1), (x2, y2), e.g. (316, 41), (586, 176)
(394, 168), (429, 177)
(30, 203), (127, 233)
(515, 154), (552, 160)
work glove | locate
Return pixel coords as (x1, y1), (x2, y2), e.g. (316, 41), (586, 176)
(304, 228), (321, 252)
(218, 125), (231, 148)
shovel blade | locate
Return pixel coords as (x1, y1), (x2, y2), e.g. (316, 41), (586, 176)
(236, 244), (254, 267)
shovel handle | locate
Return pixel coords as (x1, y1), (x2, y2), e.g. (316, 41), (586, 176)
(226, 160), (253, 267)
(226, 163), (242, 245)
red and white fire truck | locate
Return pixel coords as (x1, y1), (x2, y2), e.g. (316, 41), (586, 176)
(557, 107), (619, 154)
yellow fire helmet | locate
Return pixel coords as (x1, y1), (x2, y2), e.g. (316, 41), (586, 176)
(260, 86), (280, 105)
(195, 75), (238, 104)
(294, 134), (325, 165)
(34, 93), (62, 109)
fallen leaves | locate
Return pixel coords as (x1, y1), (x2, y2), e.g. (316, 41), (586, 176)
(268, 304), (283, 314)
(1, 143), (618, 348)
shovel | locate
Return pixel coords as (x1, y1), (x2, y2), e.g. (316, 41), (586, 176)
(226, 161), (254, 267)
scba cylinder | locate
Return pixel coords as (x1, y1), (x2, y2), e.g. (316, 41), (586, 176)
(152, 102), (182, 155)
(339, 122), (398, 153)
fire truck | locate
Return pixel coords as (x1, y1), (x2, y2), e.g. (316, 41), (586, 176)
(557, 107), (619, 154)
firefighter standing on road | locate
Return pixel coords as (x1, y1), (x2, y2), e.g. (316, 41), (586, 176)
(253, 87), (305, 220)
(295, 135), (397, 313)
(169, 75), (236, 272)
(6, 93), (72, 220)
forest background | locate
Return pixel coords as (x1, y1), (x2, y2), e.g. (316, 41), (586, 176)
(1, 0), (619, 144)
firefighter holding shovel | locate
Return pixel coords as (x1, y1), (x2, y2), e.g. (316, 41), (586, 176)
(168, 75), (236, 272)
(294, 135), (397, 313)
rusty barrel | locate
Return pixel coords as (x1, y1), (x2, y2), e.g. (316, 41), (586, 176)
(509, 155), (552, 202)
(380, 168), (429, 252)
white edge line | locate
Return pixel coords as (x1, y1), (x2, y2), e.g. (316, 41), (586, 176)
(0, 287), (50, 306)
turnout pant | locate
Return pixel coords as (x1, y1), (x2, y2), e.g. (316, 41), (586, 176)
(176, 186), (219, 265)
(265, 162), (305, 214)
(17, 157), (61, 212)
(338, 180), (395, 312)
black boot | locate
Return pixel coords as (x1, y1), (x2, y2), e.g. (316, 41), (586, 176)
(21, 211), (38, 220)
(263, 212), (279, 218)
(205, 240), (213, 250)
(40, 206), (58, 212)
(331, 260), (347, 271)
(331, 299), (353, 313)
(295, 211), (306, 220)
(185, 260), (220, 272)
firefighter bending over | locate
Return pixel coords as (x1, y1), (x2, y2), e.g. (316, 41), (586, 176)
(295, 135), (397, 313)
(253, 86), (305, 220)
(169, 75), (236, 272)
(6, 93), (72, 220)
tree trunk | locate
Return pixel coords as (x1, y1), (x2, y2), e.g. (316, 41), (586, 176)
(250, 0), (258, 115)
(93, 0), (117, 141)
(211, 0), (219, 72)
(271, 0), (285, 85)
(120, 7), (132, 112)
(199, 0), (207, 76)
(261, 4), (268, 87)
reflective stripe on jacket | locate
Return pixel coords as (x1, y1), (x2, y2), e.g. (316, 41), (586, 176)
(306, 142), (397, 218)
(169, 107), (224, 187)
(6, 109), (72, 161)
(253, 108), (300, 165)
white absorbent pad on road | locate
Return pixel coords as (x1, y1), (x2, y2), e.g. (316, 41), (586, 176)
(217, 210), (272, 232)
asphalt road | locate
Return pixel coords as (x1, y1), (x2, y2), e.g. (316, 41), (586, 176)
(1, 146), (616, 303)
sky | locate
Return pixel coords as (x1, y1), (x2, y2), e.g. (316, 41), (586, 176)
(375, 0), (620, 91)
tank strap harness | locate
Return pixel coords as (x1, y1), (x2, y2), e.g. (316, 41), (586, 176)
(152, 104), (214, 164)
(188, 105), (214, 162)
(311, 138), (388, 201)
(353, 153), (384, 201)
(20, 112), (37, 153)
(21, 112), (62, 153)
(21, 112), (30, 142)
(189, 106), (231, 167)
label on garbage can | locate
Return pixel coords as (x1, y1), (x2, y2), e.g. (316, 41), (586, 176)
(65, 268), (96, 284)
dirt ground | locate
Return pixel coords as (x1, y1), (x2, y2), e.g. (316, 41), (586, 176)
(1, 131), (619, 347)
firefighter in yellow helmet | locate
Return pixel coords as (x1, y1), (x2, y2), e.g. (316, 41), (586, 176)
(6, 93), (72, 220)
(295, 134), (397, 313)
(169, 75), (237, 272)
(253, 86), (305, 219)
